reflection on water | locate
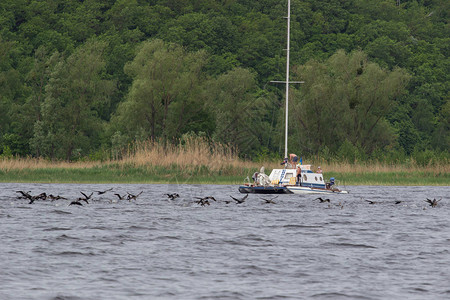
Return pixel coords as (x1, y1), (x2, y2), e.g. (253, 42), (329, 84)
(0, 183), (449, 300)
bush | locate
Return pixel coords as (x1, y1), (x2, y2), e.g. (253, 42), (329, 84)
(336, 140), (366, 163)
(412, 148), (437, 167)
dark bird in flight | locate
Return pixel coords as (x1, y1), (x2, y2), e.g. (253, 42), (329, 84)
(261, 196), (278, 204)
(127, 191), (143, 201)
(34, 192), (47, 201)
(365, 200), (379, 204)
(16, 191), (33, 201)
(48, 194), (67, 201)
(77, 192), (93, 204)
(16, 191), (47, 204)
(69, 200), (83, 206)
(16, 190), (30, 198)
(114, 193), (126, 200)
(425, 198), (441, 207)
(195, 196), (216, 202)
(315, 197), (330, 203)
(395, 200), (403, 204)
(165, 193), (180, 200)
(196, 198), (210, 206)
(230, 194), (248, 204)
(95, 188), (113, 195)
(80, 192), (93, 200)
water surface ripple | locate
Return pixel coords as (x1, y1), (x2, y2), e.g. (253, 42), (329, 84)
(0, 183), (449, 299)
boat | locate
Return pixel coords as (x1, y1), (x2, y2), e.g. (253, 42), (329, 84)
(239, 164), (348, 194)
(238, 0), (348, 195)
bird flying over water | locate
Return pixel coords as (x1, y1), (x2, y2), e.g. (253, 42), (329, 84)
(16, 191), (47, 204)
(195, 198), (210, 206)
(315, 197), (330, 203)
(425, 198), (441, 207)
(230, 194), (248, 204)
(95, 188), (113, 195)
(127, 191), (143, 201)
(69, 200), (83, 206)
(365, 200), (379, 204)
(261, 196), (278, 204)
(48, 194), (67, 201)
(77, 192), (93, 204)
(16, 191), (32, 199)
(114, 193), (126, 200)
(195, 196), (216, 202)
(165, 193), (180, 200)
(79, 192), (93, 200)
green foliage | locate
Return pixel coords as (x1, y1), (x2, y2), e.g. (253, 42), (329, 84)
(291, 50), (410, 156)
(412, 148), (437, 167)
(111, 39), (210, 142)
(336, 140), (367, 163)
(31, 39), (115, 160)
(206, 67), (270, 154)
(0, 145), (13, 158)
(0, 0), (447, 164)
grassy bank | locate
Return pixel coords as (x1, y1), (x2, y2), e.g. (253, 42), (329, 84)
(0, 138), (448, 185)
(1, 160), (448, 186)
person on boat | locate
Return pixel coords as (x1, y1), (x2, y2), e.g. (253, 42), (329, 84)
(289, 153), (298, 166)
(280, 157), (288, 165)
(252, 171), (259, 185)
(296, 164), (302, 185)
(317, 166), (322, 174)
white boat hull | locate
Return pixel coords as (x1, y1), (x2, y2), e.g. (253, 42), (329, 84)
(286, 185), (348, 194)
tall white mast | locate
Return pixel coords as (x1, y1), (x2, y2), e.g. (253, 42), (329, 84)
(271, 0), (303, 161)
(284, 0), (291, 159)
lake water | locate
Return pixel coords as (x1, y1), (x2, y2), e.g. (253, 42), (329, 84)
(0, 183), (449, 300)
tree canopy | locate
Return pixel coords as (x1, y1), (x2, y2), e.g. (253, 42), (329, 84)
(0, 0), (448, 161)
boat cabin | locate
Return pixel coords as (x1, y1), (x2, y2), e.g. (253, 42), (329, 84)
(268, 165), (326, 189)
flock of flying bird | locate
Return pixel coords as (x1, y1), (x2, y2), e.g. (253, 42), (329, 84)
(13, 189), (275, 207)
(15, 188), (143, 206)
(13, 189), (443, 208)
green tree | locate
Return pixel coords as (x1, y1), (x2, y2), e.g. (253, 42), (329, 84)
(33, 39), (115, 160)
(17, 47), (62, 156)
(291, 49), (410, 155)
(111, 39), (210, 141)
(0, 36), (27, 155)
(206, 67), (269, 154)
(431, 99), (450, 151)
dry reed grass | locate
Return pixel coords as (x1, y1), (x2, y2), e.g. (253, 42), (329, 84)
(0, 157), (102, 171)
(312, 161), (450, 175)
(117, 137), (253, 171)
(1, 137), (449, 177)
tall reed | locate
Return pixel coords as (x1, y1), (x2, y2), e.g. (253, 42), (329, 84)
(0, 157), (102, 170)
(1, 137), (449, 184)
(308, 160), (450, 176)
(117, 137), (253, 171)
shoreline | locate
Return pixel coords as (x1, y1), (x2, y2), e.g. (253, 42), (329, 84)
(0, 167), (448, 186)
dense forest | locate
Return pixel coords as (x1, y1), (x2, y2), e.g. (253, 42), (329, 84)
(0, 0), (448, 163)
